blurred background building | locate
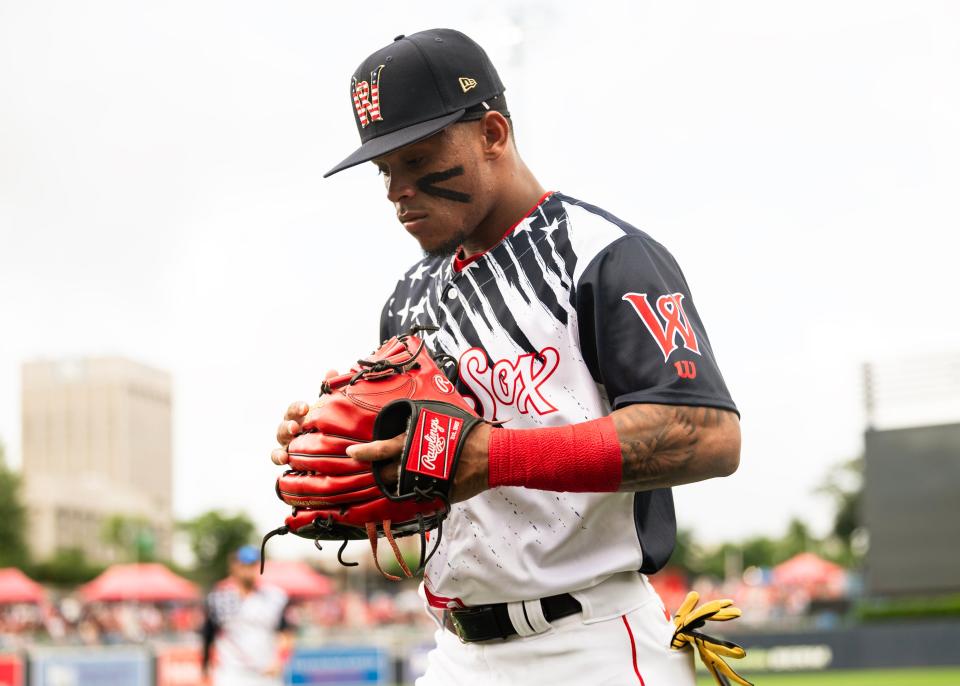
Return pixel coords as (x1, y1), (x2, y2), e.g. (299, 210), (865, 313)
(20, 358), (173, 563)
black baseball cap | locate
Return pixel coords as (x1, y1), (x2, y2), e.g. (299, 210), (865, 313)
(323, 29), (507, 177)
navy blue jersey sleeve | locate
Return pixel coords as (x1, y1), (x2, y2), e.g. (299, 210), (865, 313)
(575, 234), (737, 414)
(379, 294), (396, 342)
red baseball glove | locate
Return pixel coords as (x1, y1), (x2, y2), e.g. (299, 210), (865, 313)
(262, 328), (484, 579)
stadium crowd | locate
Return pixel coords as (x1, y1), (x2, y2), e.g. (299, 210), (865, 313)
(0, 551), (851, 649)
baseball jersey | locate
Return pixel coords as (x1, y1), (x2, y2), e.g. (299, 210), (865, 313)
(202, 581), (289, 674)
(380, 192), (737, 607)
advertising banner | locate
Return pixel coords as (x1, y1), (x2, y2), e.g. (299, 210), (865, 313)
(729, 619), (960, 672)
(402, 644), (433, 685)
(287, 646), (390, 685)
(156, 644), (207, 686)
(0, 654), (24, 686)
(29, 647), (150, 686)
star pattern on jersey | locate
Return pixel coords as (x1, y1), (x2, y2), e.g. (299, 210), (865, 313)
(385, 207), (576, 361)
(408, 262), (430, 283)
(387, 256), (456, 332)
(378, 192), (718, 605)
(408, 297), (427, 320)
(395, 297), (411, 324)
(208, 587), (243, 625)
(540, 216), (563, 238)
(512, 217), (536, 235)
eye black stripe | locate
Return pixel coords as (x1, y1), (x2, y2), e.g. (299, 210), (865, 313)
(416, 166), (472, 203)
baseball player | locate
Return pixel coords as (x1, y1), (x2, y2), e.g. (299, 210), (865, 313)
(201, 546), (294, 686)
(272, 29), (744, 685)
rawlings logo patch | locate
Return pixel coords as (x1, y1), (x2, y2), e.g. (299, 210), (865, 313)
(622, 292), (701, 362)
(433, 374), (454, 395)
(352, 65), (385, 128)
(421, 416), (446, 471)
(406, 409), (463, 480)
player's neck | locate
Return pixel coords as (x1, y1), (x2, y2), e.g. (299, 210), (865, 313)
(233, 579), (256, 596)
(460, 164), (545, 259)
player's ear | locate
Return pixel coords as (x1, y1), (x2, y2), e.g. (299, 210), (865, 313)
(479, 111), (511, 160)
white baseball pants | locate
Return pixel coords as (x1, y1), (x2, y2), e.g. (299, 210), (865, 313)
(416, 589), (695, 685)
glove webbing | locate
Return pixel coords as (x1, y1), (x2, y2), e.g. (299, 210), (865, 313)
(260, 512), (445, 580)
(363, 509), (446, 580)
(366, 520), (411, 581)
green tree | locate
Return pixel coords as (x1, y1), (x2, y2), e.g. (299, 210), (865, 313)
(678, 522), (818, 582)
(816, 455), (865, 565)
(31, 547), (104, 586)
(101, 514), (157, 562)
(667, 528), (697, 574)
(179, 510), (255, 586)
(741, 535), (779, 568)
(0, 439), (30, 568)
(775, 518), (813, 563)
(696, 542), (739, 579)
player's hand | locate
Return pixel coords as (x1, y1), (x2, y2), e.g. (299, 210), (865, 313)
(270, 370), (338, 466)
(346, 422), (492, 503)
(270, 400), (309, 465)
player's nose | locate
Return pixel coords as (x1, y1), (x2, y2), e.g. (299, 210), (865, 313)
(385, 173), (416, 203)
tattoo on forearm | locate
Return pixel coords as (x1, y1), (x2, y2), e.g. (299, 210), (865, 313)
(613, 405), (735, 491)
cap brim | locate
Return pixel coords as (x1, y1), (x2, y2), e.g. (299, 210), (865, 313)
(323, 109), (466, 178)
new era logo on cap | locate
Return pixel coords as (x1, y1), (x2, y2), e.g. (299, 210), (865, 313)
(459, 77), (478, 92)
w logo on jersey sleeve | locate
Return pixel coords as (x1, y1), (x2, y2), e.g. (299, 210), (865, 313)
(622, 292), (701, 362)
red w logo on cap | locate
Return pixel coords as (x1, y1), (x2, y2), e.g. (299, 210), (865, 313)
(352, 65), (385, 128)
(623, 292), (701, 362)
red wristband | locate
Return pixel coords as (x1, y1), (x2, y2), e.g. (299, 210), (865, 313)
(487, 416), (623, 492)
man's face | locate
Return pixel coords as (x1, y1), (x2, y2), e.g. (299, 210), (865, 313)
(230, 560), (258, 589)
(372, 123), (493, 257)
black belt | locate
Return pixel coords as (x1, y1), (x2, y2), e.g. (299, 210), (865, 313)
(442, 593), (582, 642)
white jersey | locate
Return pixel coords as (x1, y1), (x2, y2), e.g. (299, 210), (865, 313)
(380, 192), (736, 607)
(205, 581), (289, 676)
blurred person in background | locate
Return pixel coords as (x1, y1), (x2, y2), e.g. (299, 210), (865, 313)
(201, 546), (294, 686)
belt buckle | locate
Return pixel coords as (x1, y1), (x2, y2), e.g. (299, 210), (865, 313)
(448, 611), (469, 643)
(447, 606), (500, 643)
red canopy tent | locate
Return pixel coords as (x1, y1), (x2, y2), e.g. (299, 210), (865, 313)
(647, 567), (689, 615)
(0, 568), (45, 604)
(80, 563), (199, 603)
(260, 560), (333, 599)
(773, 553), (847, 596)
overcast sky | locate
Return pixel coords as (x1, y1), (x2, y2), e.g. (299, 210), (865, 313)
(2, 0), (959, 561)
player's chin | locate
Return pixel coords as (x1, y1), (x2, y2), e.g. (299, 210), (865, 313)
(417, 228), (467, 258)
